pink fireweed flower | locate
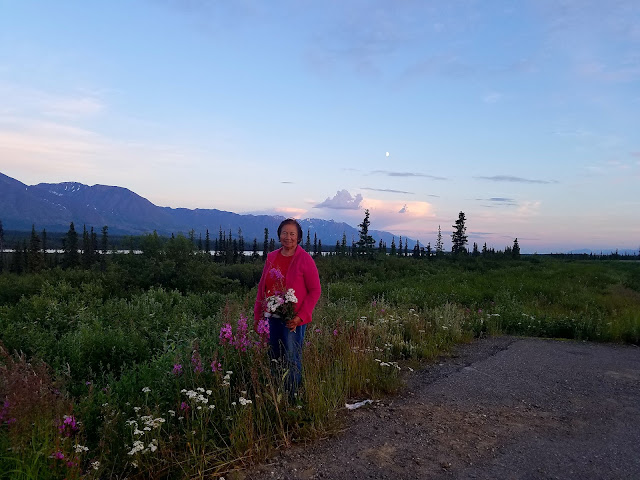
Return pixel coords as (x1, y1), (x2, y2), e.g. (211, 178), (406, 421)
(51, 451), (65, 460)
(58, 415), (79, 437)
(233, 315), (251, 352)
(256, 317), (270, 341)
(172, 363), (183, 376)
(180, 402), (190, 412)
(219, 323), (233, 346)
(211, 359), (222, 372)
(333, 329), (338, 336)
(268, 267), (284, 281)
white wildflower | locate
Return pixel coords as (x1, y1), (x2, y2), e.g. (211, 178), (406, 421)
(91, 460), (100, 470)
(284, 288), (298, 303)
(141, 387), (151, 393)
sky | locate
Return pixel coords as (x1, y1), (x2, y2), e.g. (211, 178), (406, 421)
(1, 0), (639, 253)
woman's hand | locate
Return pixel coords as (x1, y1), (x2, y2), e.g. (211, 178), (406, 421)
(287, 316), (302, 332)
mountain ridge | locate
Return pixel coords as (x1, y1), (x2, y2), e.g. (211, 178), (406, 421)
(0, 172), (415, 247)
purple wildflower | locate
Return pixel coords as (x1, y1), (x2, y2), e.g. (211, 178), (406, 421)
(269, 268), (284, 281)
(191, 349), (203, 374)
(211, 359), (222, 372)
(172, 364), (183, 376)
(256, 317), (270, 343)
(58, 415), (79, 437)
(180, 401), (190, 412)
(52, 451), (65, 460)
(333, 329), (338, 336)
(234, 315), (251, 352)
(219, 323), (233, 346)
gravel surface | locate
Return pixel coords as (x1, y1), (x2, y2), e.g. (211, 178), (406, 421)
(241, 336), (640, 480)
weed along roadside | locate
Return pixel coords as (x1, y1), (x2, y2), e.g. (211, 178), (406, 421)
(0, 255), (639, 478)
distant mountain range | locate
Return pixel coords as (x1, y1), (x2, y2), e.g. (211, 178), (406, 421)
(0, 172), (415, 247)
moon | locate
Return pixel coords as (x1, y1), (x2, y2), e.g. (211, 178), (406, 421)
(385, 152), (390, 157)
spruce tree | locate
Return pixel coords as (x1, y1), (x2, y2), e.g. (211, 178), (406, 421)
(435, 226), (443, 256)
(305, 229), (311, 252)
(101, 226), (108, 253)
(263, 228), (269, 258)
(238, 229), (245, 263)
(356, 209), (376, 257)
(451, 211), (468, 255)
(317, 239), (322, 256)
(390, 237), (396, 256)
(404, 238), (408, 257)
(472, 242), (479, 256)
(63, 222), (79, 269)
(397, 236), (403, 257)
(27, 225), (44, 273)
(205, 229), (211, 254)
(313, 233), (318, 257)
(341, 232), (347, 256)
(512, 238), (521, 258)
(426, 242), (432, 259)
(252, 238), (260, 260)
(335, 240), (340, 255)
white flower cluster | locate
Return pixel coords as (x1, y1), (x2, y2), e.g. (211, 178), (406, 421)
(74, 444), (89, 453)
(238, 396), (253, 406)
(374, 359), (401, 370)
(127, 438), (158, 456)
(266, 295), (284, 313)
(141, 387), (151, 393)
(284, 288), (297, 303)
(222, 371), (232, 387)
(181, 389), (209, 405)
(91, 460), (100, 471)
(126, 414), (165, 437)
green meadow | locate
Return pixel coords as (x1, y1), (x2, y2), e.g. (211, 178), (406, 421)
(1, 251), (639, 479)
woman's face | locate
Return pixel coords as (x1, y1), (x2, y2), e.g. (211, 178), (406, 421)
(279, 224), (299, 249)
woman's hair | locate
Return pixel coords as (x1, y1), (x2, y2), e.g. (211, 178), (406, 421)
(277, 218), (303, 244)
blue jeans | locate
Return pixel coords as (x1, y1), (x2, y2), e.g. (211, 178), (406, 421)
(268, 317), (307, 398)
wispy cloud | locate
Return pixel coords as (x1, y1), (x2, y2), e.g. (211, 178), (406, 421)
(361, 187), (414, 194)
(475, 175), (557, 184)
(314, 189), (363, 210)
(476, 197), (518, 206)
(372, 170), (447, 180)
(281, 181), (294, 184)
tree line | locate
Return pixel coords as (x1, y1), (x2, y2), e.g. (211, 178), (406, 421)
(1, 213), (637, 275)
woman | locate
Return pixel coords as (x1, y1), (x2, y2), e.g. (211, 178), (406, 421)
(254, 218), (321, 397)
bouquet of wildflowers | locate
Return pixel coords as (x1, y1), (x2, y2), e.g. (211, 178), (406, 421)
(265, 288), (298, 323)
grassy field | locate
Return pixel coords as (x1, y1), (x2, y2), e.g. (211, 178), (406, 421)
(0, 254), (638, 478)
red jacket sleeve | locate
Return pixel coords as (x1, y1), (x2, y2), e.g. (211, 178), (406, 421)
(295, 254), (321, 325)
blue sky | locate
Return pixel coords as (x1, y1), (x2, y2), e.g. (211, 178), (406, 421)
(1, 0), (638, 253)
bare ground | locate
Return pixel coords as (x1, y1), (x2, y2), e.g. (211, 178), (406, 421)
(242, 336), (640, 480)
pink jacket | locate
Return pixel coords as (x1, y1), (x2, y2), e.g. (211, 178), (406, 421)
(254, 246), (321, 327)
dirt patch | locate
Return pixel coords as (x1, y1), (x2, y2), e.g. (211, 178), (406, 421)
(242, 336), (640, 480)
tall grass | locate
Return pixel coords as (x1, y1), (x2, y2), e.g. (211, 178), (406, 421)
(1, 256), (639, 478)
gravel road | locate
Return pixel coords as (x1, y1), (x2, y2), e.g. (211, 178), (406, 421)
(244, 336), (640, 480)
